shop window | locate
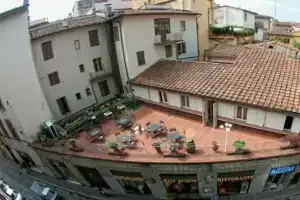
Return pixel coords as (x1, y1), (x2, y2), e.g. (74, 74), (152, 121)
(76, 166), (110, 189)
(111, 170), (151, 195)
(264, 165), (297, 190)
(48, 159), (75, 181)
(290, 172), (300, 186)
(217, 171), (254, 196)
(17, 151), (35, 168)
(161, 174), (199, 195)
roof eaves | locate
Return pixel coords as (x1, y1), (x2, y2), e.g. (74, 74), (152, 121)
(0, 4), (29, 22)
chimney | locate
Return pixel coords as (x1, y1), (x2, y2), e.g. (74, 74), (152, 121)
(104, 4), (112, 18)
(23, 0), (29, 5)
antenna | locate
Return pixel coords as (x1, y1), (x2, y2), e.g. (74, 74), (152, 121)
(274, 0), (278, 19)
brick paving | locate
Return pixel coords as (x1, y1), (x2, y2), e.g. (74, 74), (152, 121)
(30, 105), (300, 163)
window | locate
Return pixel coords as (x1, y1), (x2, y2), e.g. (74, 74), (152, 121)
(5, 119), (20, 140)
(236, 106), (247, 120)
(79, 64), (85, 73)
(181, 95), (190, 107)
(56, 96), (71, 115)
(264, 166), (297, 190)
(244, 12), (247, 21)
(48, 71), (60, 86)
(180, 20), (186, 32)
(88, 30), (99, 47)
(136, 51), (146, 66)
(75, 93), (82, 100)
(159, 91), (168, 103)
(290, 172), (300, 186)
(161, 174), (199, 194)
(0, 119), (9, 137)
(113, 26), (120, 41)
(154, 18), (170, 41)
(177, 42), (186, 55)
(17, 151), (36, 168)
(86, 88), (92, 96)
(0, 98), (4, 111)
(74, 40), (80, 50)
(93, 57), (103, 71)
(76, 166), (110, 189)
(283, 38), (290, 44)
(41, 41), (54, 61)
(49, 159), (76, 181)
(284, 116), (294, 130)
(111, 171), (151, 195)
(165, 45), (172, 58)
(98, 80), (110, 97)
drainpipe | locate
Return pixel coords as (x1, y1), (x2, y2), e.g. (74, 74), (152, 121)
(196, 15), (201, 61)
(117, 20), (130, 82)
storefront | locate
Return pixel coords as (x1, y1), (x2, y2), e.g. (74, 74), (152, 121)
(264, 165), (299, 190)
(111, 171), (151, 195)
(217, 171), (254, 196)
(161, 174), (199, 195)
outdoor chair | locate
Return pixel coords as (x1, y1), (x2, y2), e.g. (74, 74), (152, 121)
(146, 122), (151, 126)
(169, 128), (177, 132)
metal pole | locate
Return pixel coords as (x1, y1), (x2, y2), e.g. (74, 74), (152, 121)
(225, 129), (228, 153)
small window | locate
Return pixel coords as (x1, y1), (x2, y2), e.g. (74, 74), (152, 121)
(56, 96), (71, 115)
(88, 30), (100, 47)
(98, 80), (110, 97)
(48, 71), (60, 86)
(74, 40), (80, 50)
(177, 42), (186, 55)
(165, 45), (172, 58)
(75, 93), (82, 100)
(284, 116), (294, 130)
(181, 95), (190, 107)
(4, 119), (20, 140)
(41, 41), (54, 61)
(136, 51), (146, 66)
(79, 64), (85, 73)
(180, 20), (186, 32)
(113, 26), (120, 41)
(93, 57), (103, 71)
(236, 106), (247, 120)
(0, 98), (5, 111)
(244, 12), (247, 21)
(158, 91), (168, 103)
(85, 88), (92, 96)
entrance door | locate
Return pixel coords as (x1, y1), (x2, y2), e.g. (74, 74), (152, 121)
(207, 100), (215, 125)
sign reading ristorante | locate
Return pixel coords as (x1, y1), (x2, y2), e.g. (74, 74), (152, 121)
(114, 175), (144, 182)
(217, 171), (255, 182)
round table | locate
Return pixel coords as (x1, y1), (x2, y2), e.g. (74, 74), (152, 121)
(167, 131), (184, 141)
(117, 135), (133, 143)
(147, 124), (162, 132)
(118, 117), (131, 125)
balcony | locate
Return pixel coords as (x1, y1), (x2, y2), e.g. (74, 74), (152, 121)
(89, 70), (112, 81)
(154, 32), (183, 45)
(209, 25), (255, 38)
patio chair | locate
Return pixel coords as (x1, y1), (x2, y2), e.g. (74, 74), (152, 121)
(159, 120), (164, 124)
(146, 122), (151, 126)
(114, 132), (121, 137)
(169, 128), (177, 132)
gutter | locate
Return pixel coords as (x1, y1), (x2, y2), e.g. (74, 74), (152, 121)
(117, 20), (130, 82)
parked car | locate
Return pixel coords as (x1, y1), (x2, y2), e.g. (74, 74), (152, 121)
(30, 182), (62, 200)
(3, 185), (23, 200)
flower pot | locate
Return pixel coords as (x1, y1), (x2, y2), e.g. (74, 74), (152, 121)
(185, 140), (196, 154)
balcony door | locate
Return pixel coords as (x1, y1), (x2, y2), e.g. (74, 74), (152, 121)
(154, 18), (170, 42)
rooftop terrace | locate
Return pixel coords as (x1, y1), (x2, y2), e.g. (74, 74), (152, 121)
(31, 105), (300, 163)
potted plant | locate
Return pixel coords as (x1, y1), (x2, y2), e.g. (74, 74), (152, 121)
(212, 141), (219, 152)
(170, 143), (179, 153)
(185, 140), (196, 154)
(107, 141), (119, 152)
(228, 139), (250, 155)
(152, 142), (162, 154)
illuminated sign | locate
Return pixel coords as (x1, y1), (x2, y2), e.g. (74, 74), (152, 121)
(114, 176), (144, 182)
(270, 165), (297, 175)
(163, 179), (197, 184)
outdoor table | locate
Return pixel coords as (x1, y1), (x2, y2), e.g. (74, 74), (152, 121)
(117, 104), (126, 111)
(167, 131), (184, 141)
(118, 117), (132, 126)
(147, 124), (162, 132)
(116, 134), (133, 144)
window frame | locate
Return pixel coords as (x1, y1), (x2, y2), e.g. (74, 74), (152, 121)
(41, 41), (54, 61)
(75, 93), (82, 100)
(79, 64), (85, 73)
(165, 45), (172, 58)
(159, 91), (168, 103)
(244, 12), (247, 21)
(56, 96), (71, 115)
(86, 88), (92, 96)
(177, 42), (186, 55)
(283, 116), (294, 131)
(93, 57), (103, 71)
(181, 95), (190, 108)
(74, 40), (80, 50)
(48, 71), (60, 86)
(88, 29), (100, 47)
(180, 20), (186, 32)
(154, 18), (171, 42)
(136, 51), (146, 66)
(236, 106), (247, 120)
(98, 80), (110, 97)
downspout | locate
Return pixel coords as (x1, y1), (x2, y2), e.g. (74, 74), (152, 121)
(117, 20), (130, 82)
(196, 15), (201, 61)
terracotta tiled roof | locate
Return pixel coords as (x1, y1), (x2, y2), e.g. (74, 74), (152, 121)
(209, 44), (260, 58)
(273, 41), (299, 51)
(30, 14), (105, 39)
(130, 49), (300, 113)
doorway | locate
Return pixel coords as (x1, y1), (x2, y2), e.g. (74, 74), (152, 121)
(207, 100), (215, 125)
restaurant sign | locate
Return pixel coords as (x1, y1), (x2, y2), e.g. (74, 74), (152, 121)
(217, 171), (255, 183)
(163, 178), (197, 184)
(270, 165), (297, 175)
(114, 175), (144, 182)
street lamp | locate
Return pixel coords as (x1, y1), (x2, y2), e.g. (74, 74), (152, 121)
(220, 123), (232, 153)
